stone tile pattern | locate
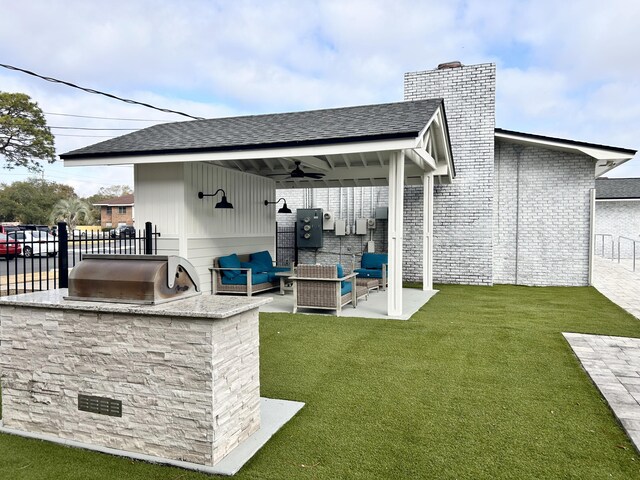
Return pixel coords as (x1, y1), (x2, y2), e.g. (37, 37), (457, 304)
(493, 139), (594, 286)
(404, 63), (496, 285)
(563, 332), (640, 452)
(593, 256), (640, 320)
(595, 201), (640, 259)
(0, 306), (260, 466)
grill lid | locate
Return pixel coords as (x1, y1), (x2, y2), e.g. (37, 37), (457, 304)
(66, 254), (201, 305)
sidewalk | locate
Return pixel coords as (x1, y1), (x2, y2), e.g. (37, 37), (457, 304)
(592, 256), (640, 320)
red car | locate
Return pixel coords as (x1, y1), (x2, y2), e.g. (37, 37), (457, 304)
(0, 233), (22, 259)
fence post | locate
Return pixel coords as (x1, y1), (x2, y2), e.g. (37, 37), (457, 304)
(145, 222), (153, 255)
(58, 221), (69, 288)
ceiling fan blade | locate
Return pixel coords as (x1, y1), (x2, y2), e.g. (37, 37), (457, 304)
(304, 172), (325, 179)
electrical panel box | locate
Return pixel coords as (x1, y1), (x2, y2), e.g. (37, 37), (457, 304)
(367, 218), (376, 229)
(297, 208), (323, 248)
(335, 219), (346, 236)
(367, 241), (375, 253)
(375, 207), (388, 219)
(355, 218), (368, 235)
(323, 211), (335, 230)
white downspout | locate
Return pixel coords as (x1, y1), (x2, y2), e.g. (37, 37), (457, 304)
(588, 187), (596, 285)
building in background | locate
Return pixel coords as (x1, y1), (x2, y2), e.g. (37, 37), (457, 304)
(595, 178), (640, 259)
(93, 193), (135, 228)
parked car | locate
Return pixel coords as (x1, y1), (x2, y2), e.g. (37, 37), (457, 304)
(0, 233), (22, 259)
(110, 226), (136, 238)
(7, 230), (57, 258)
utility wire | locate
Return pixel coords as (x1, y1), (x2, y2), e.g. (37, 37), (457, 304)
(0, 62), (204, 121)
(49, 126), (139, 131)
(53, 134), (116, 138)
(44, 111), (169, 122)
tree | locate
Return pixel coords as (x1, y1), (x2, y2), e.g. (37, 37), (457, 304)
(0, 178), (76, 224)
(0, 92), (56, 172)
(49, 197), (93, 230)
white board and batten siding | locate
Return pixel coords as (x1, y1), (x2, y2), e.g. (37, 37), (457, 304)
(135, 161), (277, 293)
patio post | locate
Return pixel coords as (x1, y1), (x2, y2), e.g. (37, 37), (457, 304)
(423, 172), (434, 290)
(388, 150), (405, 316)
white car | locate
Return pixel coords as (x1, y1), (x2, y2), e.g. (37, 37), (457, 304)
(8, 230), (58, 258)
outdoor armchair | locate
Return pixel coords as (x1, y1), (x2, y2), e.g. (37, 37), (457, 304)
(290, 264), (368, 315)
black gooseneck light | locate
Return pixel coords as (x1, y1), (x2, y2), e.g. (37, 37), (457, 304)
(198, 189), (233, 209)
(264, 198), (292, 214)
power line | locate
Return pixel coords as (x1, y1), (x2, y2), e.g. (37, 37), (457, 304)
(53, 133), (116, 138)
(0, 62), (204, 121)
(44, 111), (169, 122)
(49, 126), (138, 131)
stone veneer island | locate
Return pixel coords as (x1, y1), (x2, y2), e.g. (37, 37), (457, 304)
(0, 290), (272, 470)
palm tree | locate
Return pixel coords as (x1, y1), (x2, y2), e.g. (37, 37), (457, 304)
(49, 198), (93, 231)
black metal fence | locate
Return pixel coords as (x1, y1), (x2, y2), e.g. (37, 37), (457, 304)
(0, 222), (160, 296)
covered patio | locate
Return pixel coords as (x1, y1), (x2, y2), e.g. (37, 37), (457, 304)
(61, 99), (455, 317)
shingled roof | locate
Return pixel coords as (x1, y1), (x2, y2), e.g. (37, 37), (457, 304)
(61, 99), (444, 160)
(92, 194), (135, 206)
(596, 178), (640, 199)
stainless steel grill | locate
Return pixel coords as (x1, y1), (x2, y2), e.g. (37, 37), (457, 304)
(66, 254), (201, 305)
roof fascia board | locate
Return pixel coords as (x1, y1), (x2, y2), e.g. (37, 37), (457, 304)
(63, 138), (416, 167)
(495, 131), (635, 161)
(595, 197), (640, 202)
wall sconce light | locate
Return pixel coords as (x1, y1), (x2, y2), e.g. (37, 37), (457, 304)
(264, 198), (292, 214)
(198, 189), (233, 209)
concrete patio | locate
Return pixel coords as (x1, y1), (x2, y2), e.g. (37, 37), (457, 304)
(258, 287), (438, 320)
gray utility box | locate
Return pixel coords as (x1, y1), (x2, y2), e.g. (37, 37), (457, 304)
(297, 208), (323, 248)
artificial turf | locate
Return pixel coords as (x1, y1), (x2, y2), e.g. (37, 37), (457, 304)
(2, 284), (640, 479)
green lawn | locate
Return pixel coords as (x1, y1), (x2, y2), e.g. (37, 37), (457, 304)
(2, 285), (640, 479)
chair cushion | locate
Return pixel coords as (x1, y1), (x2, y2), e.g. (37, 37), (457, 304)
(361, 252), (387, 270)
(221, 272), (270, 285)
(354, 268), (384, 279)
(272, 266), (291, 273)
(241, 261), (264, 272)
(337, 263), (348, 289)
(250, 250), (274, 271)
(341, 281), (353, 296)
(219, 254), (241, 279)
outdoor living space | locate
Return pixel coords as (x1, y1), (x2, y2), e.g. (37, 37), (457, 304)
(2, 284), (640, 479)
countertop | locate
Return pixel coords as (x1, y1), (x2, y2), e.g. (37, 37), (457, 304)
(0, 289), (271, 319)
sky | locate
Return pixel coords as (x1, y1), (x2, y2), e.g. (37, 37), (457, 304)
(0, 0), (638, 197)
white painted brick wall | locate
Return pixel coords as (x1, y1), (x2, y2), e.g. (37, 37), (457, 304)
(595, 201), (640, 259)
(0, 305), (260, 466)
(404, 63), (496, 285)
(276, 187), (389, 269)
(493, 139), (594, 286)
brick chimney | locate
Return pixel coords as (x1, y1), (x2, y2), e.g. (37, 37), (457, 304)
(403, 62), (496, 285)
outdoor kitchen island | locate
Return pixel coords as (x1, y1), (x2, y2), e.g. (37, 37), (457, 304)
(0, 289), (303, 475)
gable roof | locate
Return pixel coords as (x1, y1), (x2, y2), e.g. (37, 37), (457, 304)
(495, 128), (636, 177)
(92, 194), (135, 206)
(61, 99), (445, 160)
(596, 178), (640, 200)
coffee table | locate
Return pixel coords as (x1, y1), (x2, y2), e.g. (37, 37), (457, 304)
(274, 271), (294, 295)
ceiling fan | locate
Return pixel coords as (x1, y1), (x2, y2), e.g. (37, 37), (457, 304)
(269, 160), (326, 180)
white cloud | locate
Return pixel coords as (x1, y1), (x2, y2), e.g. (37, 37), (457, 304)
(0, 0), (638, 184)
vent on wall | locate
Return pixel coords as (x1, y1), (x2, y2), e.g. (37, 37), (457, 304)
(78, 394), (122, 417)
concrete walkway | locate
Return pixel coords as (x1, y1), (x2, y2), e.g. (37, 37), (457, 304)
(592, 256), (640, 320)
(563, 333), (640, 452)
(562, 258), (640, 453)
